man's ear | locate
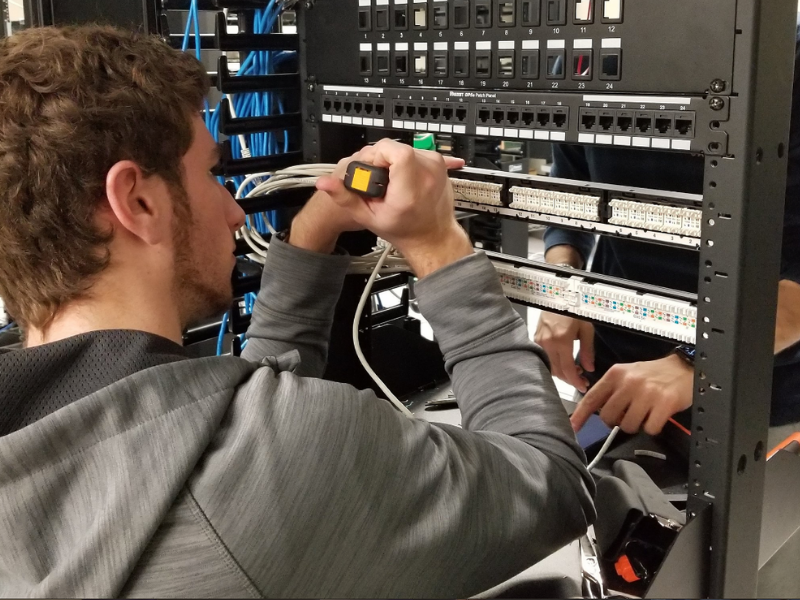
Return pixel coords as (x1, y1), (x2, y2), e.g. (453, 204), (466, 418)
(105, 160), (171, 246)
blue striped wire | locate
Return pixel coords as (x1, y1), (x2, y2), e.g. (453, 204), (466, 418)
(216, 312), (229, 356)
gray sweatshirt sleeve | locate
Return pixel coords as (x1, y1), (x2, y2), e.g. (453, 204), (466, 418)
(192, 250), (596, 598)
(240, 238), (351, 377)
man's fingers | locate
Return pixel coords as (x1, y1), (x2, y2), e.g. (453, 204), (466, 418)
(617, 394), (651, 434)
(578, 325), (595, 373)
(315, 174), (345, 195)
(315, 176), (373, 223)
(368, 138), (416, 170)
(599, 392), (631, 429)
(570, 374), (616, 431)
(556, 346), (587, 393)
(538, 340), (563, 379)
(443, 155), (466, 170)
(643, 406), (673, 436)
(415, 149), (464, 171)
(570, 398), (594, 432)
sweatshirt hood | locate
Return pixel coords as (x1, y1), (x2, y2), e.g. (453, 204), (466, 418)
(0, 330), (256, 597)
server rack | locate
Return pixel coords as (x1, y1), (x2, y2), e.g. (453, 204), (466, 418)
(297, 0), (799, 596)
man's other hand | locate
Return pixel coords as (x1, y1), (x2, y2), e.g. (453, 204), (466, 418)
(534, 314), (595, 394)
(569, 353), (694, 435)
(316, 139), (472, 278)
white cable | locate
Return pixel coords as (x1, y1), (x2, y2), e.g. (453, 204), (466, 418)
(226, 96), (251, 159)
(587, 426), (621, 471)
(353, 244), (414, 417)
(234, 164), (411, 274)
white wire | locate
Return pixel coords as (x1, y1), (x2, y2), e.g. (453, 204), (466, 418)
(226, 96), (251, 159)
(234, 164), (411, 274)
(586, 426), (621, 471)
(353, 244), (414, 417)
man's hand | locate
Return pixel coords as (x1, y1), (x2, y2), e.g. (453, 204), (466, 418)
(534, 315), (595, 393)
(288, 155), (366, 254)
(776, 279), (800, 353)
(534, 243), (593, 392)
(316, 139), (472, 278)
(569, 353), (694, 435)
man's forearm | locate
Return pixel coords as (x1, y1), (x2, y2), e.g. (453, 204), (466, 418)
(286, 192), (341, 254)
(775, 279), (800, 353)
(401, 222), (474, 279)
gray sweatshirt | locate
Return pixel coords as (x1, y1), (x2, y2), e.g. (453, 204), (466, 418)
(0, 239), (595, 598)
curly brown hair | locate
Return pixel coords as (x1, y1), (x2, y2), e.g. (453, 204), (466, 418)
(0, 25), (210, 330)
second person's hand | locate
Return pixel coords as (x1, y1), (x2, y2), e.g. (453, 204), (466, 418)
(569, 354), (694, 435)
(534, 313), (595, 393)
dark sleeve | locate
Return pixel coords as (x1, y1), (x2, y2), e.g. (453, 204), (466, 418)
(543, 144), (598, 265)
(781, 35), (800, 285)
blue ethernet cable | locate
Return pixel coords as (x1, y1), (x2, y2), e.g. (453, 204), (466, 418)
(216, 311), (229, 356)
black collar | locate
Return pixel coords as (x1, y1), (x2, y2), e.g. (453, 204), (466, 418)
(0, 330), (189, 437)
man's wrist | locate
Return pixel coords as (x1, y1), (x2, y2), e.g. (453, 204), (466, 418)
(287, 208), (340, 254)
(399, 223), (474, 279)
(667, 350), (695, 373)
(545, 245), (584, 269)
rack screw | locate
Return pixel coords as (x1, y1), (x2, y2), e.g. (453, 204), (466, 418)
(710, 97), (725, 111)
(308, 84), (316, 92)
(710, 79), (726, 93)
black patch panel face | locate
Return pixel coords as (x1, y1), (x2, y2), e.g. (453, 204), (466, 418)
(317, 86), (720, 153)
(303, 0), (736, 95)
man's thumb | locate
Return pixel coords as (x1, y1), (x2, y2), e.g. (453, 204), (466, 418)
(316, 175), (373, 223)
(316, 175), (347, 199)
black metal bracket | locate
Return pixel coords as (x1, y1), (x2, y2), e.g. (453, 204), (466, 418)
(236, 186), (313, 215)
(217, 56), (300, 94)
(215, 11), (298, 51)
(162, 0), (275, 9)
(215, 139), (302, 177)
(219, 98), (301, 136)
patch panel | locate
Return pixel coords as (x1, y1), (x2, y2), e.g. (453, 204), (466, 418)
(444, 170), (702, 243)
(492, 261), (697, 344)
(509, 186), (601, 221)
(391, 100), (469, 124)
(608, 199), (702, 237)
(320, 95), (387, 127)
(577, 107), (696, 148)
(307, 0), (738, 95)
(322, 96), (386, 118)
(451, 178), (504, 206)
(315, 86), (712, 154)
(475, 104), (569, 136)
(442, 167), (703, 248)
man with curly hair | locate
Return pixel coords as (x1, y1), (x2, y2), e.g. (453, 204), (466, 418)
(0, 26), (594, 598)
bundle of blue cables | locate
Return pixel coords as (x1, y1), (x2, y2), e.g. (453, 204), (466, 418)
(182, 1), (290, 355)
